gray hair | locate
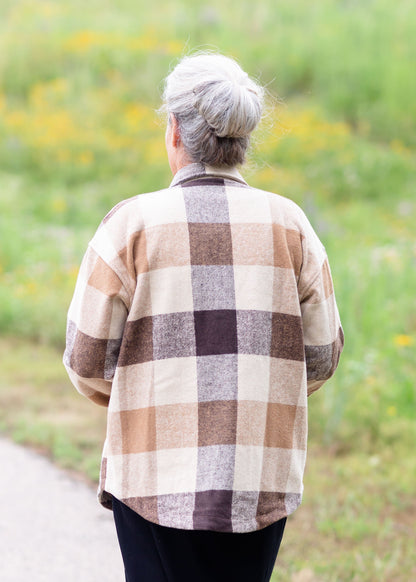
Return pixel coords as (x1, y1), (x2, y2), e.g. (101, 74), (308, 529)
(161, 53), (264, 167)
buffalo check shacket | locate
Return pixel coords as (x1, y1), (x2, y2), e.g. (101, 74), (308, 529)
(64, 162), (344, 533)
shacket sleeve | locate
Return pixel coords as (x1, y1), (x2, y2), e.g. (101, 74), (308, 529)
(298, 219), (344, 396)
(63, 235), (130, 407)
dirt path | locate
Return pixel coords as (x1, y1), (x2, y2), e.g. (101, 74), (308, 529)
(0, 435), (124, 581)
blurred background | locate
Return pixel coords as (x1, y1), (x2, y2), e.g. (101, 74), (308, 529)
(0, 1), (415, 580)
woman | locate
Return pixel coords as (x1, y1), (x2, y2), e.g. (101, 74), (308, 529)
(64, 53), (344, 582)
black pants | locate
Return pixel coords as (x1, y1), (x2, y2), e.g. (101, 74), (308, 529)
(112, 497), (286, 582)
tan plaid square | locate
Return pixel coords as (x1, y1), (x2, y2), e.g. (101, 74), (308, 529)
(231, 223), (274, 266)
(236, 401), (268, 446)
(155, 403), (198, 449)
(272, 224), (303, 274)
(264, 403), (297, 449)
(145, 223), (191, 270)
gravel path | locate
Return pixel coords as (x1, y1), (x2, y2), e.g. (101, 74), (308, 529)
(0, 436), (124, 582)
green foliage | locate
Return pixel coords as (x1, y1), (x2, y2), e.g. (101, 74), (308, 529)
(0, 0), (414, 449)
(0, 337), (106, 482)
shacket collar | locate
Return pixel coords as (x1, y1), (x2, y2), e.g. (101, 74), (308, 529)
(169, 162), (248, 188)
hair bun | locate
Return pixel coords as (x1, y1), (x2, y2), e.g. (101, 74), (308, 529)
(162, 53), (265, 166)
(194, 76), (263, 139)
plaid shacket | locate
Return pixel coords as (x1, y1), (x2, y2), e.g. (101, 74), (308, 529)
(64, 163), (344, 533)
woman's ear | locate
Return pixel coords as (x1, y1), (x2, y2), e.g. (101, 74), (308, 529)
(169, 114), (181, 148)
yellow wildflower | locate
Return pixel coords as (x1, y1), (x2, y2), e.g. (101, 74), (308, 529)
(123, 104), (148, 128)
(64, 30), (103, 52)
(26, 282), (37, 295)
(4, 110), (27, 129)
(17, 281), (37, 297)
(393, 334), (414, 347)
(256, 166), (279, 186)
(31, 111), (77, 147)
(386, 406), (397, 417)
(165, 40), (183, 55)
(77, 151), (94, 165)
(390, 139), (411, 158)
(68, 266), (79, 280)
(51, 197), (68, 214)
(29, 83), (47, 109)
(28, 79), (69, 110)
(258, 107), (351, 156)
(127, 36), (158, 52)
(144, 138), (165, 164)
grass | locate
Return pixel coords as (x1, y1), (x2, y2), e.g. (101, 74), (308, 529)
(0, 0), (415, 579)
(272, 445), (416, 582)
(0, 337), (106, 482)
